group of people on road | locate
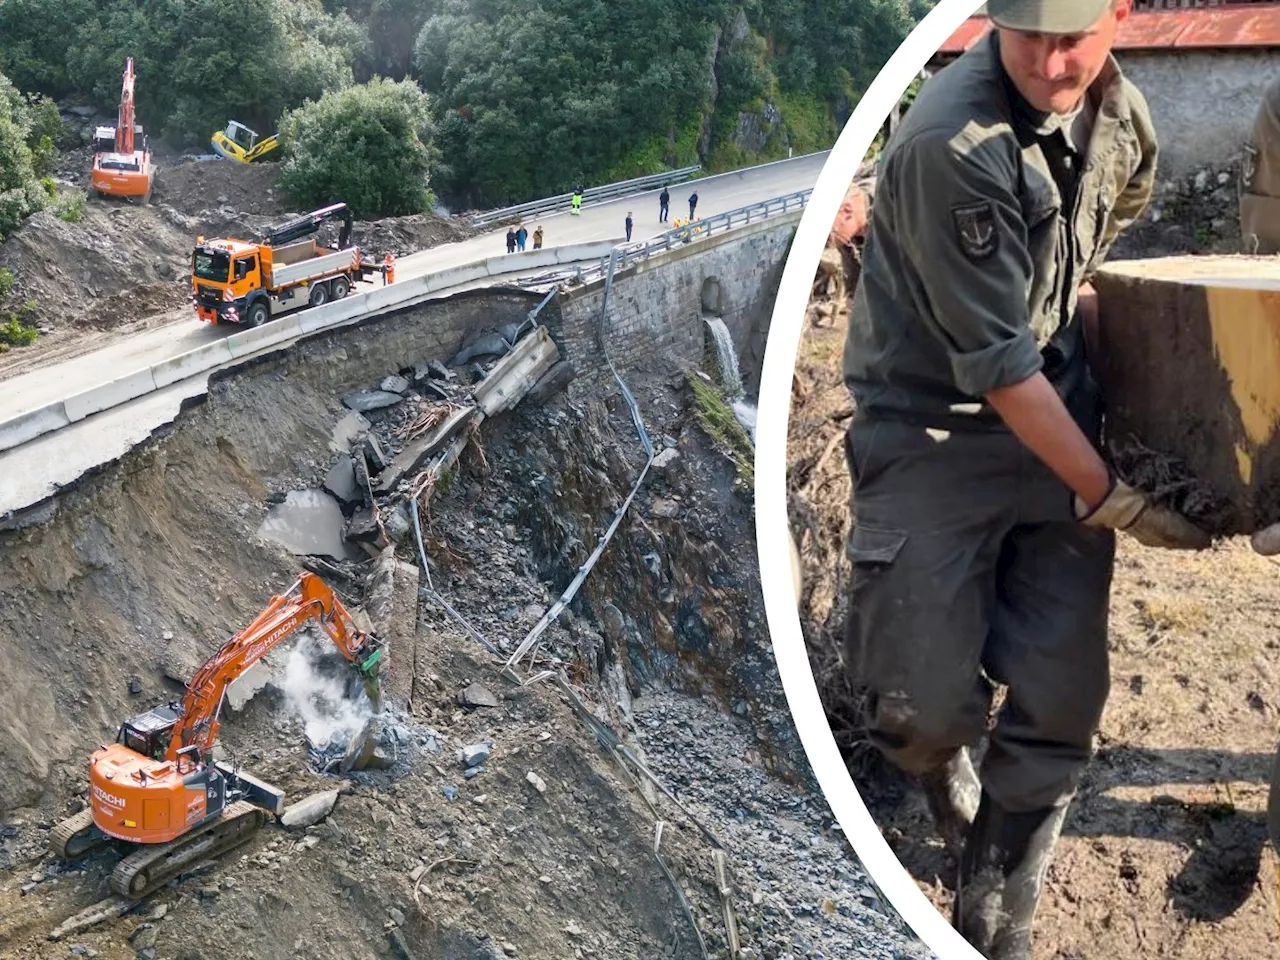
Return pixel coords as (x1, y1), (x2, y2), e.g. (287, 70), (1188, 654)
(503, 182), (705, 254)
(657, 185), (697, 223)
(505, 223), (543, 253)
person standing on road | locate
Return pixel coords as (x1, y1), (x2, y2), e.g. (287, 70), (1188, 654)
(533, 225), (544, 249)
(687, 191), (698, 219)
(659, 186), (670, 223)
(516, 224), (528, 251)
(505, 227), (516, 253)
(625, 211), (633, 241)
(836, 1), (1250, 956)
(1241, 74), (1280, 255)
(571, 184), (583, 216)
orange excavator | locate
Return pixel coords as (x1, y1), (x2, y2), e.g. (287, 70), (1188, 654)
(89, 56), (154, 203)
(49, 573), (384, 898)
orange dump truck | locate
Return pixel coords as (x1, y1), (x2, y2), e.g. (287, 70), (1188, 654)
(190, 203), (390, 326)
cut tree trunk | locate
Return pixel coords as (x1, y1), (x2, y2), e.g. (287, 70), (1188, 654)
(1092, 255), (1280, 536)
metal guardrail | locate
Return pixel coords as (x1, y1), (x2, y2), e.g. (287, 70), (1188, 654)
(468, 165), (702, 228)
(514, 188), (813, 289)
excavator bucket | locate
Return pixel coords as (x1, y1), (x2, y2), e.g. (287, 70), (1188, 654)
(356, 647), (385, 713)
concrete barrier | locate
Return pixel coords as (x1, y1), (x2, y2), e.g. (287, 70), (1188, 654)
(225, 316), (304, 359)
(0, 401), (71, 453)
(0, 221), (775, 453)
(63, 368), (159, 423)
(151, 340), (235, 389)
(424, 263), (489, 294)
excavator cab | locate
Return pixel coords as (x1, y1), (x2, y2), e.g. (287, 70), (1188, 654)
(117, 706), (179, 762)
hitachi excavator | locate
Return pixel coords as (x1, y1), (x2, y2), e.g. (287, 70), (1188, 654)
(49, 573), (384, 898)
(89, 57), (154, 203)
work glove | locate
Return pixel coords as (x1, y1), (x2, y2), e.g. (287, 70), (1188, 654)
(1074, 477), (1211, 550)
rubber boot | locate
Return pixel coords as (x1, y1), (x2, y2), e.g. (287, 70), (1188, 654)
(919, 747), (981, 859)
(952, 791), (1069, 960)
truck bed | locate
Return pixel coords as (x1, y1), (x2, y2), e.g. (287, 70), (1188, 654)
(268, 248), (358, 288)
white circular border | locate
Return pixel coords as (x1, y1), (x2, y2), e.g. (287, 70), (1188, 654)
(755, 1), (989, 957)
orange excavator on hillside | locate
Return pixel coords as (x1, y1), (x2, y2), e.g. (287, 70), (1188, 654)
(49, 573), (384, 898)
(89, 56), (154, 203)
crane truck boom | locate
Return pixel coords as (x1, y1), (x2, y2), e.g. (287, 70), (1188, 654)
(49, 572), (384, 898)
(190, 202), (390, 327)
(90, 57), (154, 202)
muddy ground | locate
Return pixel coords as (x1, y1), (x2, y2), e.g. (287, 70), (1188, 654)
(0, 294), (929, 959)
(0, 142), (473, 379)
(788, 166), (1280, 958)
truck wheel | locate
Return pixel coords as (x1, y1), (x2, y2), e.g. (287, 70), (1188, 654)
(308, 282), (330, 307)
(245, 301), (269, 328)
(331, 276), (350, 300)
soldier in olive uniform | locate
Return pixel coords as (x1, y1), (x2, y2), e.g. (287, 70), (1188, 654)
(1241, 75), (1280, 255)
(841, 1), (1216, 956)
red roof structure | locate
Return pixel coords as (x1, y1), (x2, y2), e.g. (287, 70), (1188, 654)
(936, 3), (1280, 57)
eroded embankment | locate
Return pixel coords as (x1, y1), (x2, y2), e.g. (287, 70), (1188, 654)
(0, 289), (928, 960)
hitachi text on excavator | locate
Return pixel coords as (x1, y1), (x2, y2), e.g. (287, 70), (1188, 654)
(49, 573), (385, 899)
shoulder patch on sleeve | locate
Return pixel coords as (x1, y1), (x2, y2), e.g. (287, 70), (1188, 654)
(952, 200), (999, 262)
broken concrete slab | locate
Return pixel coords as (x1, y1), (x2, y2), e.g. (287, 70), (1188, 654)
(374, 405), (476, 495)
(469, 362), (487, 384)
(451, 331), (515, 367)
(323, 456), (361, 505)
(362, 436), (390, 474)
(345, 507), (383, 545)
(341, 390), (404, 413)
(380, 375), (410, 395)
(458, 682), (500, 709)
(340, 719), (380, 774)
(525, 360), (574, 406)
(226, 661), (271, 712)
(258, 489), (361, 561)
(280, 790), (340, 829)
(413, 359), (454, 382)
(330, 410), (372, 453)
(474, 325), (561, 417)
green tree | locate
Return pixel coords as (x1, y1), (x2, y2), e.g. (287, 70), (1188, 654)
(277, 77), (435, 217)
(0, 72), (53, 240)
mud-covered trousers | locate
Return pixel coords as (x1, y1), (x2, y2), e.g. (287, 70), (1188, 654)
(842, 414), (1115, 813)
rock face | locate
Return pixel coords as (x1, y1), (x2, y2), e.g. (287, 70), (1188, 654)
(1093, 254), (1280, 534)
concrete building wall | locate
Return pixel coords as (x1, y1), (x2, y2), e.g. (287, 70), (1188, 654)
(550, 215), (799, 397)
(1117, 49), (1279, 181)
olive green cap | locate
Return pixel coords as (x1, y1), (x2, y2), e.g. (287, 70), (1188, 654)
(985, 0), (1112, 34)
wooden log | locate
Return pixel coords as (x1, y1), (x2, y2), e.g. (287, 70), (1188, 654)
(1092, 255), (1280, 535)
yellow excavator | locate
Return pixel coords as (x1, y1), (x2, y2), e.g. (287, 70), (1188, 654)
(211, 120), (279, 163)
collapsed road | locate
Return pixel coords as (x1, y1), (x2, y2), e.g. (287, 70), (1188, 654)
(0, 203), (931, 960)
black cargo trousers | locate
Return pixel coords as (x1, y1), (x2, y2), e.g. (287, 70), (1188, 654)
(842, 383), (1115, 815)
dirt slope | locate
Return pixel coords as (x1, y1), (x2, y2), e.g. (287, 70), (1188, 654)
(0, 297), (929, 959)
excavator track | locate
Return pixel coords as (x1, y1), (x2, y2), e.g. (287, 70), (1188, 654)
(109, 801), (265, 899)
(49, 809), (110, 860)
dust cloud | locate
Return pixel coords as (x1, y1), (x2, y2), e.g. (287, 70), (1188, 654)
(280, 632), (372, 748)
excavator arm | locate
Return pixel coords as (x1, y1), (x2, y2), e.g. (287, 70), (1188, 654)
(117, 57), (136, 156)
(169, 572), (383, 764)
